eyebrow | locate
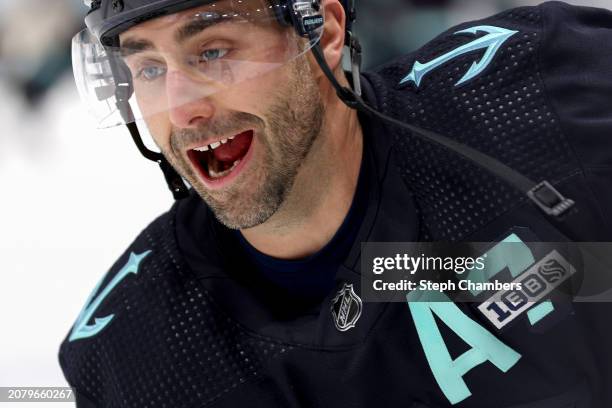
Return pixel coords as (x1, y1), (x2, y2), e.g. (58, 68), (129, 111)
(120, 38), (155, 57)
(175, 12), (231, 43)
(120, 12), (233, 58)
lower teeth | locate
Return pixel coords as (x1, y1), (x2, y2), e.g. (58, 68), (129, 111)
(208, 159), (241, 179)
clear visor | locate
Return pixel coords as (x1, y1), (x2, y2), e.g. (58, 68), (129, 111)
(72, 0), (324, 128)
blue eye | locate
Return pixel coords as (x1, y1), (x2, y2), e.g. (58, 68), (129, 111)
(200, 48), (228, 62)
(138, 65), (166, 81)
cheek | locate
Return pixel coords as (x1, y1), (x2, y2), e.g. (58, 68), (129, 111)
(214, 87), (265, 121)
(133, 82), (167, 118)
(222, 65), (294, 116)
(143, 113), (172, 153)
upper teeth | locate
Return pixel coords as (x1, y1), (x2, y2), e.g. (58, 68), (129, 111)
(193, 135), (236, 152)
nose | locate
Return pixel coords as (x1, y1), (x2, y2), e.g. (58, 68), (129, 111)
(165, 69), (215, 129)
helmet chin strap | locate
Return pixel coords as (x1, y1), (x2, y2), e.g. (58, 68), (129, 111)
(116, 85), (190, 200)
(124, 122), (190, 200)
(105, 33), (190, 201)
(309, 33), (575, 220)
(309, 30), (363, 109)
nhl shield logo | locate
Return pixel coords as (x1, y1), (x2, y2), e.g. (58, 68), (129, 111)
(331, 283), (363, 332)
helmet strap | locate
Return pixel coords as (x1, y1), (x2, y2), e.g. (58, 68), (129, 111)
(125, 122), (190, 200)
(310, 32), (363, 110)
(105, 36), (189, 200)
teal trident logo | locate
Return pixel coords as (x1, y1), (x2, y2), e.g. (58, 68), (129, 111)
(400, 25), (518, 88)
(69, 251), (151, 342)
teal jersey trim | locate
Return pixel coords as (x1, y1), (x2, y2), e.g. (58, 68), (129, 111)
(407, 290), (521, 405)
(400, 25), (518, 88)
(69, 251), (152, 342)
(527, 300), (555, 325)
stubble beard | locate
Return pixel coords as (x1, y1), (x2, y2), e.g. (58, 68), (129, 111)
(164, 58), (324, 229)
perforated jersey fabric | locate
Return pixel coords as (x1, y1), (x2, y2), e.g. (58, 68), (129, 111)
(59, 211), (294, 407)
(59, 2), (612, 407)
(371, 6), (579, 242)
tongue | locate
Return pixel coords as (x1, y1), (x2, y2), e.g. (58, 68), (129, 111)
(213, 131), (253, 163)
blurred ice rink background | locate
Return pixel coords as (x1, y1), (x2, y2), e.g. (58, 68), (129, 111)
(0, 0), (608, 406)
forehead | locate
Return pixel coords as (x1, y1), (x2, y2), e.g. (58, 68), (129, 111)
(120, 0), (276, 41)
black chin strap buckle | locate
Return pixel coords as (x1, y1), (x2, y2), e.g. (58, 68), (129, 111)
(158, 159), (190, 200)
(527, 180), (576, 218)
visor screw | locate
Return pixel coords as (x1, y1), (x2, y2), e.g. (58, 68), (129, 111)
(112, 0), (124, 12)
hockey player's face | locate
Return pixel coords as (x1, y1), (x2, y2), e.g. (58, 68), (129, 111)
(168, 58), (323, 229)
(121, 4), (324, 229)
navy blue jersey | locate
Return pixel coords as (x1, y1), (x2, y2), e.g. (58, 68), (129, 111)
(59, 2), (612, 407)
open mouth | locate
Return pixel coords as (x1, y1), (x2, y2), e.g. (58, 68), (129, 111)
(187, 130), (254, 185)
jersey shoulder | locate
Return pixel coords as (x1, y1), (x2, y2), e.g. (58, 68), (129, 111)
(57, 194), (291, 407)
(363, 1), (612, 241)
(57, 203), (180, 402)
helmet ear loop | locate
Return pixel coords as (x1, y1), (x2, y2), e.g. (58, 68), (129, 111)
(308, 29), (363, 110)
(107, 45), (190, 199)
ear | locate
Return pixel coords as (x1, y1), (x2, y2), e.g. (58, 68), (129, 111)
(314, 0), (346, 77)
